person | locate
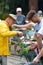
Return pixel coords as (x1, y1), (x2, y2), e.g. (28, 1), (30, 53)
(25, 10), (43, 64)
(16, 7), (26, 25)
(11, 7), (26, 42)
(0, 14), (23, 65)
(26, 10), (43, 51)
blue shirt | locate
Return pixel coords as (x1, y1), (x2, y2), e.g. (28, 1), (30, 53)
(16, 15), (25, 25)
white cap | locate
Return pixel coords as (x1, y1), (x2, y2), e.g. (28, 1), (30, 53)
(16, 7), (22, 12)
(37, 10), (42, 15)
(9, 14), (17, 20)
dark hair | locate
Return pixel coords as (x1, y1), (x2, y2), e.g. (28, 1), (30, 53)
(26, 10), (36, 20)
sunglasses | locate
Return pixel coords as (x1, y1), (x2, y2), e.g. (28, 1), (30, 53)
(17, 11), (22, 12)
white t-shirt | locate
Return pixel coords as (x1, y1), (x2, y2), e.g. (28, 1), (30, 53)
(34, 19), (43, 35)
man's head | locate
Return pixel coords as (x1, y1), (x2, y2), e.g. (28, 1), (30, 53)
(16, 7), (22, 15)
(26, 10), (40, 23)
(37, 10), (42, 17)
(4, 14), (17, 26)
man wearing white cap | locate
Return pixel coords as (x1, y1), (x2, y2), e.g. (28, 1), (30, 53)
(16, 7), (26, 25)
(0, 14), (23, 65)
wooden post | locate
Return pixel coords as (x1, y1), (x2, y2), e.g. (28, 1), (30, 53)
(29, 0), (38, 11)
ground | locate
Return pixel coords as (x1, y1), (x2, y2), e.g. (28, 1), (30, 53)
(7, 55), (27, 65)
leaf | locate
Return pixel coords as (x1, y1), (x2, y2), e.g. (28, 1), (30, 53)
(26, 27), (32, 30)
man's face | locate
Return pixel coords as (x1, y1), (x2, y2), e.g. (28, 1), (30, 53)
(31, 14), (39, 23)
(8, 17), (14, 26)
(17, 11), (22, 15)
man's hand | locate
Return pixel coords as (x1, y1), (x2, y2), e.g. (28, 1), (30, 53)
(12, 24), (17, 27)
(32, 56), (39, 64)
(17, 31), (23, 36)
(12, 24), (21, 28)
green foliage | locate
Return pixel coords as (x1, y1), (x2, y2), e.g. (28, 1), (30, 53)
(14, 38), (30, 57)
(20, 47), (30, 57)
(26, 27), (32, 31)
(0, 0), (29, 19)
(15, 41), (25, 48)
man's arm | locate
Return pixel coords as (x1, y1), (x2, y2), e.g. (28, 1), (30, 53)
(0, 24), (23, 37)
(36, 34), (42, 52)
(12, 22), (34, 28)
(37, 27), (43, 52)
